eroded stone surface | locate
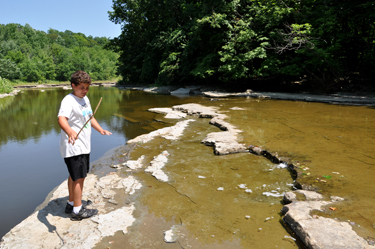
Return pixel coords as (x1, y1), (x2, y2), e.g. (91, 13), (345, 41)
(145, 151), (170, 182)
(0, 173), (141, 249)
(172, 103), (220, 118)
(91, 206), (135, 237)
(124, 155), (145, 170)
(209, 116), (239, 132)
(282, 191), (374, 249)
(201, 131), (247, 155)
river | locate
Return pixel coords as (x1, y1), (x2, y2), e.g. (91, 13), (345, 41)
(0, 86), (374, 247)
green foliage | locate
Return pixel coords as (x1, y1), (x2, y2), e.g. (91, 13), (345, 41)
(109, 0), (375, 91)
(0, 59), (22, 80)
(0, 76), (13, 94)
(0, 23), (120, 83)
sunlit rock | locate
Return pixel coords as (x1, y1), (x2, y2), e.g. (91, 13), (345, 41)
(145, 151), (170, 182)
(164, 225), (181, 243)
(202, 131), (248, 155)
(148, 107), (187, 119)
(172, 103), (219, 118)
(124, 155), (145, 170)
(0, 173), (140, 248)
(91, 206), (135, 237)
(209, 116), (239, 132)
(281, 191), (373, 249)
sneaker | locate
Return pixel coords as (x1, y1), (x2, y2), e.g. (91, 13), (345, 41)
(65, 200), (92, 214)
(71, 206), (98, 221)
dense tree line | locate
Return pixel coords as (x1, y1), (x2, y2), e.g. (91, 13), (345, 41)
(0, 23), (119, 83)
(109, 0), (375, 92)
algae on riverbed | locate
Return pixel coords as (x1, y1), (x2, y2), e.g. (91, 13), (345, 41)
(94, 114), (298, 249)
(208, 97), (375, 239)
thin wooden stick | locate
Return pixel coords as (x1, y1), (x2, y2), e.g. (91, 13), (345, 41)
(76, 97), (102, 138)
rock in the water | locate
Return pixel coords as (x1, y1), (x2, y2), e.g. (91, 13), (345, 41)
(281, 191), (374, 249)
(145, 151), (170, 182)
(171, 88), (190, 95)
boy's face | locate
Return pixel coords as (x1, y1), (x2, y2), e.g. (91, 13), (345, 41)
(72, 83), (90, 98)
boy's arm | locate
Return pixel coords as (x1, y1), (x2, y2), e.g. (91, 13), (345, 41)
(58, 116), (78, 144)
(91, 117), (112, 136)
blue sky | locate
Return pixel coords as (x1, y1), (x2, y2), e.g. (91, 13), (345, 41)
(0, 0), (122, 38)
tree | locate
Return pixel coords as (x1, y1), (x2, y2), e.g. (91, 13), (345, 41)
(109, 0), (375, 91)
(0, 59), (22, 80)
(0, 23), (119, 82)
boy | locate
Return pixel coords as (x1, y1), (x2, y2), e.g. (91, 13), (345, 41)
(58, 70), (112, 220)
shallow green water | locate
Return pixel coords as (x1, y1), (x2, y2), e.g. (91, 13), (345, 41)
(210, 98), (375, 239)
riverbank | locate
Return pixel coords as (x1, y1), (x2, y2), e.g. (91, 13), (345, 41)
(2, 83), (375, 107)
(1, 85), (374, 248)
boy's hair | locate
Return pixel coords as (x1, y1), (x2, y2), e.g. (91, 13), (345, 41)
(70, 71), (91, 86)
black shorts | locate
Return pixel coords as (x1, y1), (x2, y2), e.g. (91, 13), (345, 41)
(64, 154), (90, 181)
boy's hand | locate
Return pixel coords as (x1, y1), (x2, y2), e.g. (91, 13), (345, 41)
(68, 131), (78, 145)
(58, 116), (78, 145)
(100, 130), (112, 136)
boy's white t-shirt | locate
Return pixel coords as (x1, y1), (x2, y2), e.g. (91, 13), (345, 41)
(58, 93), (93, 158)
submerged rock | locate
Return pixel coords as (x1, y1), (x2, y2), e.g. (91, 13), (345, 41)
(148, 107), (187, 119)
(127, 119), (194, 144)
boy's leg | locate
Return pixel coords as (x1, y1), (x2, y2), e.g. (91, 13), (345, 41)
(68, 176), (74, 203)
(72, 177), (85, 207)
(71, 176), (97, 220)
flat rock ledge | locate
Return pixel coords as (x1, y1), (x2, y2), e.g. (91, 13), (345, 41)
(282, 190), (374, 249)
(0, 173), (141, 249)
(149, 103), (248, 155)
(123, 86), (375, 106)
(202, 90), (375, 106)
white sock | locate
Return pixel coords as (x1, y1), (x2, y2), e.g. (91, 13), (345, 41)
(73, 205), (82, 214)
(68, 201), (74, 206)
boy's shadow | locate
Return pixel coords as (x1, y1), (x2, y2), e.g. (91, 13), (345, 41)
(36, 196), (91, 245)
